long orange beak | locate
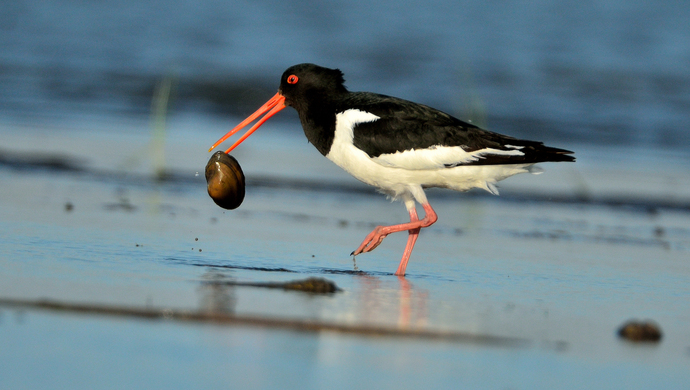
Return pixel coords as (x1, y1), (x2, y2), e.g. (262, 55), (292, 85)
(208, 92), (286, 153)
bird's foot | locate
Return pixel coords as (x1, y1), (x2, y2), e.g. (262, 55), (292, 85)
(351, 226), (389, 256)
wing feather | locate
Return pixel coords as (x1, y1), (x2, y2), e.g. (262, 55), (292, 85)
(341, 92), (574, 168)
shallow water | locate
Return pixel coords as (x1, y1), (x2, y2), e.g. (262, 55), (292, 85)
(1, 120), (690, 389)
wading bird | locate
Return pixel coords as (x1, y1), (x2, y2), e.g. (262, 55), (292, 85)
(209, 64), (574, 276)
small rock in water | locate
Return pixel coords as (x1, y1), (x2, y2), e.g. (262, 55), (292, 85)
(205, 151), (245, 210)
(617, 320), (662, 342)
(282, 277), (340, 293)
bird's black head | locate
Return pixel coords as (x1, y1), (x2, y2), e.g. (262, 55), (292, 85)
(278, 63), (348, 112)
(208, 64), (348, 155)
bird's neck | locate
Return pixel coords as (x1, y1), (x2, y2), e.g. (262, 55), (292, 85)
(298, 107), (336, 156)
(295, 91), (346, 156)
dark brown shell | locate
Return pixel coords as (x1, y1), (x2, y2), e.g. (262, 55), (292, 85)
(205, 151), (245, 210)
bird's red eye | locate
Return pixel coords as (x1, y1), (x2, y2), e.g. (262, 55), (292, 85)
(287, 75), (299, 84)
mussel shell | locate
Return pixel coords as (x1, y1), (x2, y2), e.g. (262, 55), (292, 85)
(205, 151), (245, 210)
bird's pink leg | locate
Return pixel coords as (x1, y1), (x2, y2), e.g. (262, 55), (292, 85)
(396, 208), (420, 276)
(352, 202), (438, 275)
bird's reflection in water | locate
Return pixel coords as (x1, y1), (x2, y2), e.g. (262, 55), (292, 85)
(354, 275), (428, 329)
(397, 276), (428, 328)
(197, 269), (236, 315)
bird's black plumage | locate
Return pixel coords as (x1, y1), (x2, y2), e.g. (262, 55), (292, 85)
(341, 92), (574, 166)
(279, 64), (346, 156)
(279, 63), (574, 166)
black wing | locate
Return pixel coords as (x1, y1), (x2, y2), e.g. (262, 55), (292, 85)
(343, 92), (574, 166)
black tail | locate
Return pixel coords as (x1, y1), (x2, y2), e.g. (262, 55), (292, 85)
(526, 144), (576, 163)
(465, 141), (575, 166)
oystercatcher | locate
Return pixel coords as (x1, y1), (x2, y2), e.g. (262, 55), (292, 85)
(209, 63), (574, 276)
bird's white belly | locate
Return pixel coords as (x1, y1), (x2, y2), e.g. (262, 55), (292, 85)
(326, 109), (534, 199)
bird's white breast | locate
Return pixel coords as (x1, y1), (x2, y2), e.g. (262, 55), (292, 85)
(326, 109), (384, 186)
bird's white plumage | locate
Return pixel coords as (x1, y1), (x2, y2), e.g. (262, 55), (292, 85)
(326, 109), (536, 201)
(373, 145), (524, 169)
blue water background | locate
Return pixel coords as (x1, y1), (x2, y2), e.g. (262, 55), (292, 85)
(2, 0), (689, 149)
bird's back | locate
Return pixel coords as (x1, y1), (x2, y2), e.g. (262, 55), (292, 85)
(341, 92), (575, 167)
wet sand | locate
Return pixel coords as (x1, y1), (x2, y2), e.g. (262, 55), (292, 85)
(1, 120), (690, 389)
